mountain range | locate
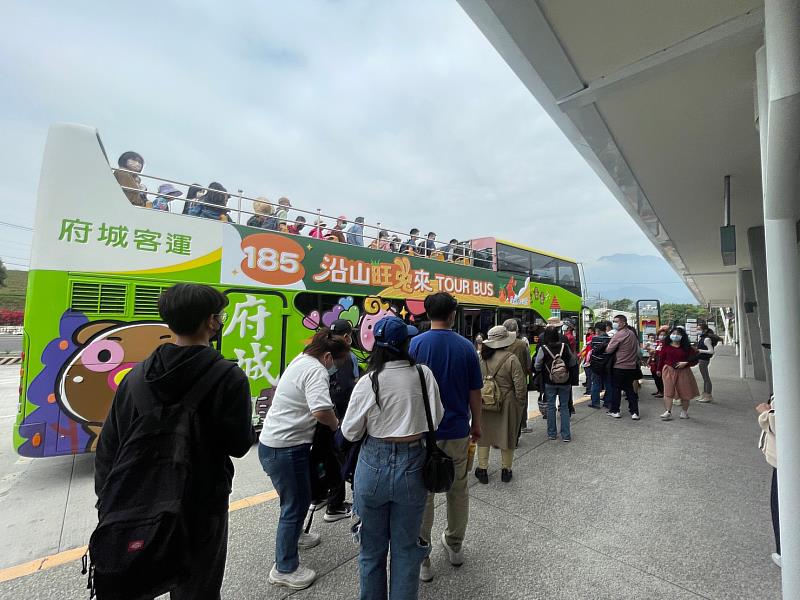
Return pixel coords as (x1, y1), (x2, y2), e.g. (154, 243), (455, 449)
(582, 254), (697, 304)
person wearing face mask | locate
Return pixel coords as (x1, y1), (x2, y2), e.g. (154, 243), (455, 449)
(561, 321), (577, 354)
(94, 284), (254, 600)
(658, 327), (700, 420)
(259, 329), (351, 590)
(648, 326), (669, 398)
(604, 314), (641, 419)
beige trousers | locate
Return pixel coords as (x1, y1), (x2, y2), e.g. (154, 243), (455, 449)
(420, 437), (470, 554)
(477, 446), (515, 470)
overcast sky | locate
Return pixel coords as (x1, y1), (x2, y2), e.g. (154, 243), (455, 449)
(0, 1), (691, 299)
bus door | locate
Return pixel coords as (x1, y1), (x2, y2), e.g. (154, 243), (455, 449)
(219, 290), (288, 426)
(459, 307), (495, 341)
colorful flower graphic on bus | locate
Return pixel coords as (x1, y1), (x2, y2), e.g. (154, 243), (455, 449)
(301, 296), (361, 331)
(19, 312), (175, 456)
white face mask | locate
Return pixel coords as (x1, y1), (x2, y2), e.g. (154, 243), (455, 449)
(670, 334), (682, 342)
(611, 322), (621, 331)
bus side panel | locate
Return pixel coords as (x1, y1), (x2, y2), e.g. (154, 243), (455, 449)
(14, 270), (89, 457)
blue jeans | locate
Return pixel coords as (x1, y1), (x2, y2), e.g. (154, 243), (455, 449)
(591, 370), (613, 407)
(258, 443), (312, 573)
(354, 436), (430, 600)
(545, 384), (572, 440)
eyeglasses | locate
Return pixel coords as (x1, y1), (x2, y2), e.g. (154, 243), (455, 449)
(215, 312), (228, 324)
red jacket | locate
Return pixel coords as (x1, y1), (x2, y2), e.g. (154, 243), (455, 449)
(658, 344), (698, 373)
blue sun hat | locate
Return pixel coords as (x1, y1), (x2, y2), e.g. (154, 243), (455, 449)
(373, 316), (419, 352)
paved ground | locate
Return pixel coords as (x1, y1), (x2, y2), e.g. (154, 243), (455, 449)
(0, 348), (783, 599)
(0, 335), (22, 355)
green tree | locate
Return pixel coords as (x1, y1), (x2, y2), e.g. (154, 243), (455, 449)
(0, 258), (7, 288)
(609, 298), (634, 312)
(660, 303), (710, 324)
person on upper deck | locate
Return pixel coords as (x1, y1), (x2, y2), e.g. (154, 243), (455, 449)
(115, 151), (148, 207)
(189, 182), (230, 221)
(346, 217), (365, 246)
(151, 183), (182, 211)
(390, 236), (401, 253)
(370, 230), (390, 251)
(288, 216), (306, 235)
(275, 197), (291, 229)
(182, 184), (205, 215)
(400, 229), (421, 255)
(329, 216), (348, 243)
(421, 232), (437, 257)
(248, 198), (279, 230)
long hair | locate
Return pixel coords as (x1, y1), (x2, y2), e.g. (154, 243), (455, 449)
(668, 327), (692, 353)
(542, 326), (560, 346)
(366, 343), (415, 404)
(205, 182), (228, 207)
(480, 345), (497, 361)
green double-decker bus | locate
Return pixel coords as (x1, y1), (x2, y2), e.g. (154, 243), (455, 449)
(14, 124), (583, 457)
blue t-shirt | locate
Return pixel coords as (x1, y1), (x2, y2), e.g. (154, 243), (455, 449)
(409, 329), (482, 440)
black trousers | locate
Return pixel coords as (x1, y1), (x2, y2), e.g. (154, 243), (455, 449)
(771, 468), (781, 555)
(653, 372), (664, 394)
(328, 480), (346, 509)
(611, 368), (640, 415)
(169, 512), (229, 600)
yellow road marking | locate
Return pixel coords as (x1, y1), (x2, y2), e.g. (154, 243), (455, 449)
(0, 395), (594, 584)
(0, 489), (279, 583)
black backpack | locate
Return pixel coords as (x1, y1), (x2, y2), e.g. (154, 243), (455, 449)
(84, 360), (235, 600)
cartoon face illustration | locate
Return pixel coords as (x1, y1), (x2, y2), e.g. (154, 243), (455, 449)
(359, 308), (395, 351)
(58, 322), (175, 427)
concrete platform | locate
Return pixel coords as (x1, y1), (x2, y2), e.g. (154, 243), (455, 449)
(0, 348), (783, 599)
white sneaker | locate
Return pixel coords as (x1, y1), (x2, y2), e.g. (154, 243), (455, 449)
(269, 563), (316, 590)
(419, 559), (434, 582)
(298, 531), (321, 549)
(697, 394), (713, 403)
(309, 499), (327, 511)
(607, 412), (621, 419)
(772, 553), (782, 568)
(660, 411), (672, 421)
(680, 410), (689, 419)
(441, 532), (464, 566)
(672, 398), (681, 406)
(631, 413), (640, 421)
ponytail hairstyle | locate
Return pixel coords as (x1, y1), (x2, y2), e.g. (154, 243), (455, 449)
(303, 328), (351, 361)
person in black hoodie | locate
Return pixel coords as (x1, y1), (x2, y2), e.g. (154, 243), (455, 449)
(95, 283), (254, 600)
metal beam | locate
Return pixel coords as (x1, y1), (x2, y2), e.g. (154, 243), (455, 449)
(557, 7), (764, 112)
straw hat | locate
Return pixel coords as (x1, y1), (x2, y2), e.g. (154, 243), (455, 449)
(546, 317), (563, 327)
(483, 325), (515, 349)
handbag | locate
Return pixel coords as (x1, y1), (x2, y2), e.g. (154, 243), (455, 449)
(415, 365), (454, 493)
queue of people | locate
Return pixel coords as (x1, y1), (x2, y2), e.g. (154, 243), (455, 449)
(91, 280), (743, 599)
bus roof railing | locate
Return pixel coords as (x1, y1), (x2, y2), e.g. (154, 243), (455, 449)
(113, 168), (495, 268)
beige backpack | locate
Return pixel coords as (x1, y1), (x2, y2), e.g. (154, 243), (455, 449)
(480, 354), (512, 412)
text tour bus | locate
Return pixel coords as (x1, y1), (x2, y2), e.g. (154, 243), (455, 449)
(14, 124), (583, 457)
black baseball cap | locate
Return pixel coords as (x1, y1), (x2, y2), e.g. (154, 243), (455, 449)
(330, 319), (353, 335)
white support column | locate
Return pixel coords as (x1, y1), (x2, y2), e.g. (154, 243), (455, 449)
(761, 0), (800, 596)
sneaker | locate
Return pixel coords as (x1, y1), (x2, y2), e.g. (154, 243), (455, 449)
(588, 404), (602, 409)
(680, 410), (689, 419)
(520, 426), (533, 433)
(672, 398), (681, 406)
(772, 553), (782, 568)
(562, 438), (571, 443)
(501, 468), (512, 483)
(298, 531), (321, 549)
(548, 436), (557, 441)
(654, 393), (664, 398)
(660, 411), (672, 421)
(440, 532), (464, 566)
(474, 468), (488, 485)
(309, 499), (327, 511)
(631, 413), (640, 421)
(324, 502), (352, 522)
(269, 563), (316, 590)
(607, 412), (621, 419)
(419, 559), (434, 582)
(697, 393), (713, 403)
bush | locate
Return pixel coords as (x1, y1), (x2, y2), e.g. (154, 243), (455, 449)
(0, 308), (24, 325)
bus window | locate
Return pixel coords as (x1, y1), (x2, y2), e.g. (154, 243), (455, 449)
(496, 244), (530, 275)
(557, 260), (580, 292)
(531, 252), (557, 283)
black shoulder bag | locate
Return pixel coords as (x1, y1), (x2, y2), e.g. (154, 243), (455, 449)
(415, 365), (454, 493)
